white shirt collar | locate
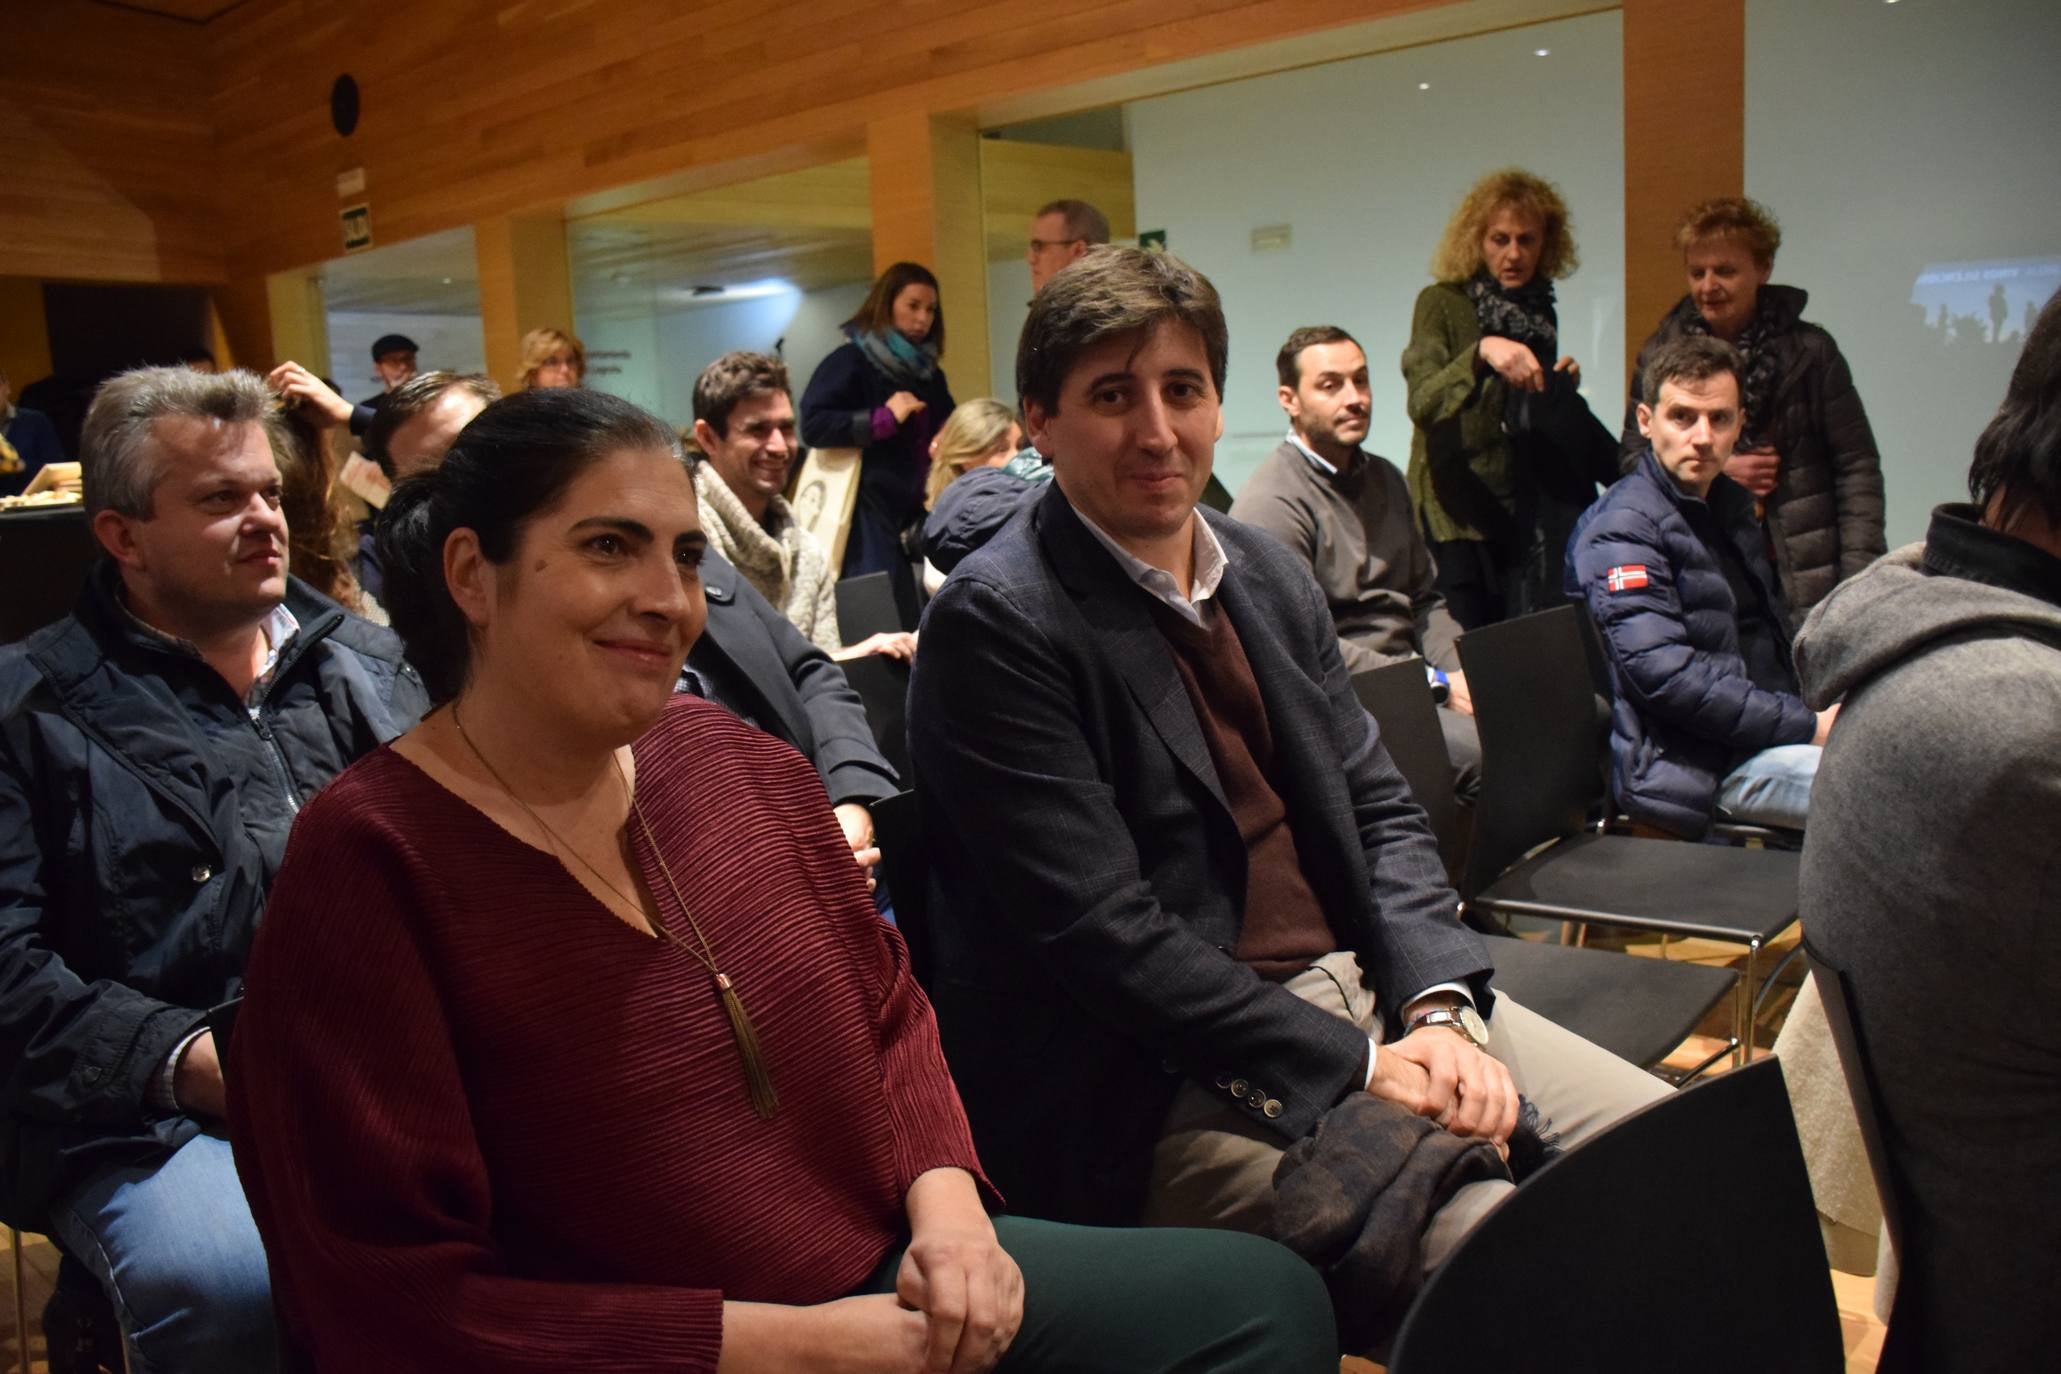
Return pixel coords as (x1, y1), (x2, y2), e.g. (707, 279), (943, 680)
(1072, 505), (1228, 628)
(1285, 429), (1365, 480)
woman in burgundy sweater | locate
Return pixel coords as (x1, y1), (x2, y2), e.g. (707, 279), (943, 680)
(226, 388), (1334, 1373)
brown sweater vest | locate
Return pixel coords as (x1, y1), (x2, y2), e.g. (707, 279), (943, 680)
(1150, 600), (1334, 979)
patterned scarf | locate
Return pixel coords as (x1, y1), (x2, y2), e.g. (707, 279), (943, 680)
(1464, 269), (1558, 368)
(848, 324), (939, 388)
(690, 461), (838, 652)
(1677, 299), (1785, 451)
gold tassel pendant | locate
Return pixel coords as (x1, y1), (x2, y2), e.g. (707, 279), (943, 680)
(714, 972), (780, 1120)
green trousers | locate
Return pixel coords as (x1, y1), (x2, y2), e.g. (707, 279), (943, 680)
(857, 1215), (1337, 1372)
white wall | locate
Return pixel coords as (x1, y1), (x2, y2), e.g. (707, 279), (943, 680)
(1124, 11), (1625, 497)
(576, 280), (871, 429)
(324, 313), (486, 401)
(986, 258), (1034, 404)
(1746, 0), (2061, 546)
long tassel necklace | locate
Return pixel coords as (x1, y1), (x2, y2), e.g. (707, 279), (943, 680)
(451, 704), (779, 1119)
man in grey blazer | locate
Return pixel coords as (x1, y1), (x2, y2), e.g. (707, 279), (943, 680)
(909, 248), (1662, 1263)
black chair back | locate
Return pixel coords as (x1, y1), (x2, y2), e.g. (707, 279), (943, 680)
(1388, 1057), (1843, 1373)
(836, 652), (911, 782)
(868, 790), (932, 987)
(1350, 660), (1459, 876)
(0, 507), (93, 644)
(1801, 937), (1918, 1371)
(1456, 605), (1603, 897)
(837, 570), (909, 641)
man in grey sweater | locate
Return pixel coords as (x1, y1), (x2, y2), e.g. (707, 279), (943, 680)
(1795, 292), (2061, 1372)
(1231, 326), (1478, 799)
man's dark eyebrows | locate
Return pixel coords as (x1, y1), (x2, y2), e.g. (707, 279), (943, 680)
(675, 528), (709, 552)
(1082, 369), (1135, 392)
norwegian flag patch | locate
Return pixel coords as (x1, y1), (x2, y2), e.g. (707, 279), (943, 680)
(1605, 564), (1650, 593)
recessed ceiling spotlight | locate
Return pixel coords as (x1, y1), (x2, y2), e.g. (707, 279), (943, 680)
(1535, 47), (1551, 57)
(440, 277), (453, 285)
(1418, 81), (1431, 90)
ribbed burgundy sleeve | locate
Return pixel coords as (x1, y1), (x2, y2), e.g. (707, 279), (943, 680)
(227, 787), (727, 1371)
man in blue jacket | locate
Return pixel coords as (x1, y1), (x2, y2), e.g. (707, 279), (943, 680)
(1, 366), (68, 498)
(1568, 334), (1836, 838)
(0, 367), (428, 1371)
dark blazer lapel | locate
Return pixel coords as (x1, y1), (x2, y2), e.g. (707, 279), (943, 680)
(1213, 546), (1341, 810)
(1212, 524), (1373, 904)
(1034, 487), (1230, 815)
(694, 566), (808, 750)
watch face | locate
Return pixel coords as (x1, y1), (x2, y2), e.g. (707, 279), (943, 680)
(1458, 1005), (1489, 1046)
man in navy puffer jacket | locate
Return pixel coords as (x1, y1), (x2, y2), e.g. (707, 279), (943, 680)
(1568, 335), (1836, 838)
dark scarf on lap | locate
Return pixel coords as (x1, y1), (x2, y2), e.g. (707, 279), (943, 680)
(847, 323), (939, 388)
(1465, 268), (1559, 370)
(1269, 1091), (1562, 1352)
(1674, 296), (1786, 451)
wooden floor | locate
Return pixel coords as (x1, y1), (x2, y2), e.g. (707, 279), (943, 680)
(2, 932), (1888, 1374)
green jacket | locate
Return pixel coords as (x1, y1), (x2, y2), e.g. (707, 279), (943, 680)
(1402, 280), (1515, 545)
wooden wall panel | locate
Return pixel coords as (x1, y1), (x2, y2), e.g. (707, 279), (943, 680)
(868, 114), (990, 396)
(0, 279), (55, 391)
(198, 0), (1466, 278)
(1622, 0), (1744, 375)
(476, 215), (574, 394)
(0, 5), (221, 283)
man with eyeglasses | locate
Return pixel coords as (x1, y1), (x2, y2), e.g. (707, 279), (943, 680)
(1026, 199), (1112, 296)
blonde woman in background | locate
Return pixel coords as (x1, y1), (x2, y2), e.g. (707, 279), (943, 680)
(520, 327), (585, 390)
(922, 399), (1021, 593)
(1403, 167), (1614, 627)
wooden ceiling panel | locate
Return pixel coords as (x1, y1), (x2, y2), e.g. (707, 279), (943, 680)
(95, 0), (247, 23)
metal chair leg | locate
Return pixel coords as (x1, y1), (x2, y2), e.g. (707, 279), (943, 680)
(9, 1226), (28, 1374)
(1734, 939), (1762, 1068)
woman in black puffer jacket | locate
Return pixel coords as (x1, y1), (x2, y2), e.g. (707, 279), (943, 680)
(1621, 197), (1885, 621)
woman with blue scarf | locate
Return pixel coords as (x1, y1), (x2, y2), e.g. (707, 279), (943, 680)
(801, 262), (957, 611)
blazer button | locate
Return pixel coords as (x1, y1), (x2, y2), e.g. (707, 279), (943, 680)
(191, 863), (213, 884)
(1215, 1073), (1233, 1090)
(1246, 1090), (1265, 1110)
(1264, 1099), (1283, 1119)
(1229, 1078), (1249, 1098)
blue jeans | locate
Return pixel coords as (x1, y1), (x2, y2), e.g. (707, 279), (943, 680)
(1716, 743), (1821, 832)
(50, 1130), (279, 1373)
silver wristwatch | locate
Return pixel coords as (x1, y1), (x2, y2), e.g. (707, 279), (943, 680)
(1408, 1003), (1488, 1048)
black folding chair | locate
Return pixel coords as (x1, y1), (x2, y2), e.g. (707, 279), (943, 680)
(836, 570), (911, 642)
(1801, 936), (1919, 1373)
(836, 652), (911, 783)
(0, 507), (94, 645)
(1387, 1058), (1844, 1374)
(1350, 661), (1461, 876)
(1352, 658), (1736, 1074)
(869, 790), (932, 988)
(1460, 606), (1802, 1065)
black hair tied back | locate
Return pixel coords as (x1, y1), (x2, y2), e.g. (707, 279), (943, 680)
(370, 387), (683, 704)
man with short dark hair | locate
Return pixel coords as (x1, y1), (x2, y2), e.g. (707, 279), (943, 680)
(688, 351), (843, 655)
(1026, 198), (1112, 296)
(1796, 290), (2061, 1371)
(1569, 334), (1835, 837)
(1232, 325), (1478, 799)
(912, 248), (1663, 1299)
(363, 370), (500, 482)
(0, 366), (427, 1371)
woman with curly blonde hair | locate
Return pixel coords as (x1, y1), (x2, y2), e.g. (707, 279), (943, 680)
(1403, 168), (1612, 626)
(518, 327), (585, 390)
